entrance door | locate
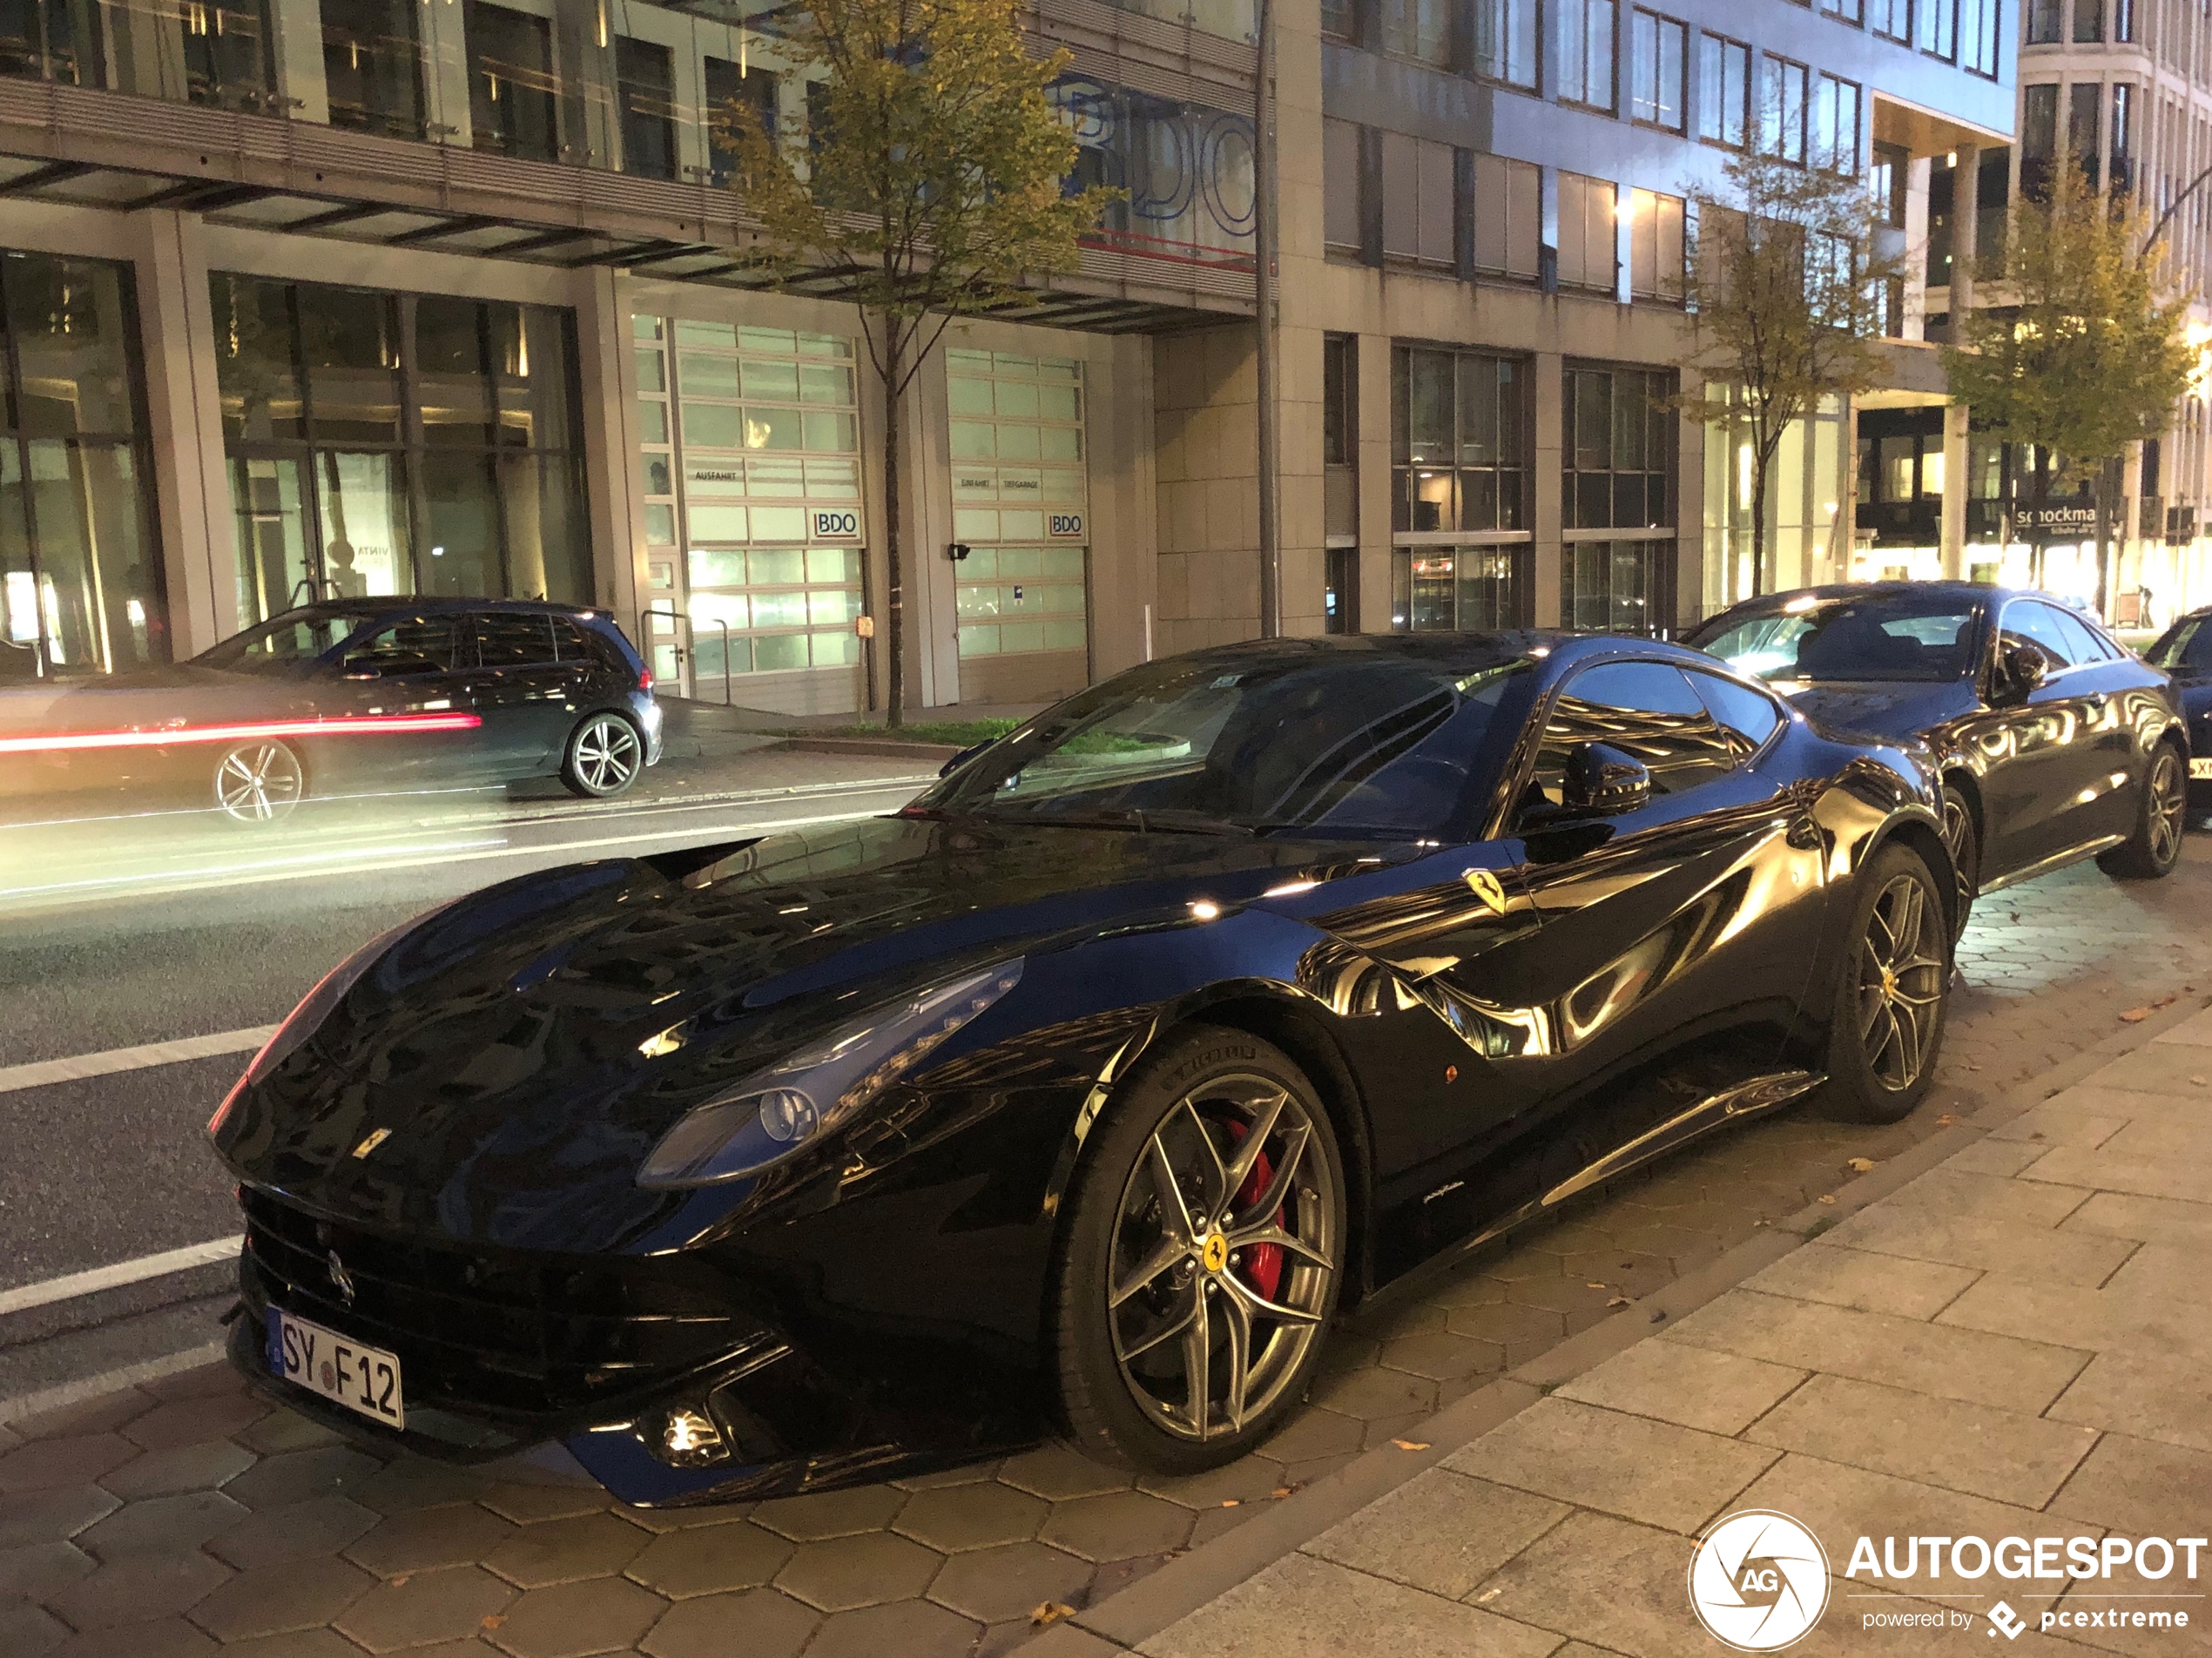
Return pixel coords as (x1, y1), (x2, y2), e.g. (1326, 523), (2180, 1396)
(232, 457), (315, 624)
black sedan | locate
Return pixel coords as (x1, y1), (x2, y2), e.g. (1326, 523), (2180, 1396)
(1687, 583), (2188, 924)
(0, 599), (660, 823)
(2141, 608), (2212, 814)
(209, 633), (1954, 1503)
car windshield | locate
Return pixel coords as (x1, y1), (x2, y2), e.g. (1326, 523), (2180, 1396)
(914, 644), (1543, 839)
(1689, 595), (1983, 684)
(192, 607), (368, 673)
(2143, 616), (2212, 671)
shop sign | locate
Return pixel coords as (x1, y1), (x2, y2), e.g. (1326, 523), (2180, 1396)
(812, 509), (861, 540)
(1049, 512), (1085, 538)
(2013, 503), (2097, 536)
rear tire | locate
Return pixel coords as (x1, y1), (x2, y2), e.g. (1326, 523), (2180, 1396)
(560, 712), (643, 799)
(1821, 842), (1951, 1124)
(1053, 1025), (1345, 1474)
(212, 739), (304, 825)
(2098, 742), (2186, 880)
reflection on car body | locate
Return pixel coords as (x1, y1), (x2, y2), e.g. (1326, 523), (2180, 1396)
(208, 633), (1955, 1506)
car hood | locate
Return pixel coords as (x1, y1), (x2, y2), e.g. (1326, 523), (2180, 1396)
(1770, 680), (1977, 743)
(211, 812), (1366, 1250)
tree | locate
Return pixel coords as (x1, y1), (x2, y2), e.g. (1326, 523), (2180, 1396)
(727, 0), (1114, 725)
(1682, 150), (1899, 601)
(1940, 159), (2195, 617)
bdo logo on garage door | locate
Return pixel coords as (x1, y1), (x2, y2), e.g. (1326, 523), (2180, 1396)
(1049, 512), (1085, 538)
(812, 509), (861, 540)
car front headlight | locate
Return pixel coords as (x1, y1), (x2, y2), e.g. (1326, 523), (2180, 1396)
(206, 901), (456, 1139)
(637, 960), (1024, 1189)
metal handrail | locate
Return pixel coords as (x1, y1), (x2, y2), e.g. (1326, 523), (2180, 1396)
(702, 617), (732, 707)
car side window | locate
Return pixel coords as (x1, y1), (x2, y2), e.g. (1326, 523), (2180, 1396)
(2043, 604), (2116, 665)
(551, 618), (598, 664)
(2188, 624), (2212, 671)
(1528, 661), (1738, 808)
(341, 617), (462, 676)
(474, 614), (558, 668)
(1997, 603), (2074, 674)
(1686, 669), (1784, 757)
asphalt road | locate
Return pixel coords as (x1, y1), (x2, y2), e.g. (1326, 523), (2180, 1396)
(0, 747), (934, 1400)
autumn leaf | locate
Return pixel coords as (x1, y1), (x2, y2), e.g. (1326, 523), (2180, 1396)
(1031, 1602), (1076, 1628)
(1845, 1156), (1878, 1174)
(1586, 1281), (1608, 1289)
(1936, 1114), (1959, 1126)
(482, 1615), (506, 1631)
(2193, 1076), (2208, 1087)
(1271, 1485), (1298, 1499)
(1608, 1296), (1632, 1309)
(1392, 1439), (1431, 1452)
(1817, 1193), (1838, 1205)
(1220, 1499), (1239, 1508)
(2121, 1008), (2152, 1023)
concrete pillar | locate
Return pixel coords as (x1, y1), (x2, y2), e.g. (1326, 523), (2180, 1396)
(1355, 328), (1393, 631)
(1950, 145), (1979, 318)
(1939, 401), (1969, 579)
(575, 267), (640, 624)
(271, 0), (329, 124)
(1534, 353), (1564, 626)
(1902, 157), (1932, 343)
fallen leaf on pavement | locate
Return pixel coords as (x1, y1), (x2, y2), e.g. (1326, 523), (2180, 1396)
(1817, 1193), (1838, 1204)
(391, 1576), (409, 1589)
(1271, 1486), (1298, 1499)
(1220, 1499), (1239, 1507)
(1392, 1439), (1431, 1452)
(2194, 1076), (2208, 1087)
(1032, 1603), (1077, 1628)
(1936, 1114), (1958, 1126)
(1608, 1296), (1631, 1308)
(1845, 1156), (1878, 1173)
(1586, 1281), (1608, 1289)
(482, 1616), (506, 1632)
(2121, 1008), (2152, 1023)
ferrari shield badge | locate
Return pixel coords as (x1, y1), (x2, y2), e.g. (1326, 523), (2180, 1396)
(1463, 868), (1507, 915)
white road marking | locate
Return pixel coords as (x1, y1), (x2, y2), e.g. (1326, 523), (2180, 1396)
(0, 1027), (278, 1096)
(0, 1341), (228, 1422)
(0, 1237), (241, 1318)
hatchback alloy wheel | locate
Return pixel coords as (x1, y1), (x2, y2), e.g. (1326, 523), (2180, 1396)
(1105, 1076), (1339, 1445)
(564, 714), (642, 798)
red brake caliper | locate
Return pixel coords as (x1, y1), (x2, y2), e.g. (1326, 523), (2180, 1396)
(1220, 1120), (1285, 1301)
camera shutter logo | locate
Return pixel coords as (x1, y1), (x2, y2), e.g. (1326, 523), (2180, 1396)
(1689, 1509), (1831, 1651)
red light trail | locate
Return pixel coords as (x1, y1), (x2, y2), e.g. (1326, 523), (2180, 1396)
(0, 711), (484, 757)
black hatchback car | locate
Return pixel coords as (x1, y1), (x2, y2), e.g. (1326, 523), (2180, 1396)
(2141, 608), (2212, 815)
(1, 599), (661, 822)
(1687, 583), (2188, 922)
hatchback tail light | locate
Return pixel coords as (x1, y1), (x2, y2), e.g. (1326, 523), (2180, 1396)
(638, 668), (655, 692)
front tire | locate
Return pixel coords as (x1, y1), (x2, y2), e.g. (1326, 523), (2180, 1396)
(1939, 781), (1979, 937)
(212, 739), (304, 825)
(1822, 843), (1951, 1124)
(2098, 742), (2186, 880)
(561, 712), (643, 799)
(1054, 1026), (1345, 1474)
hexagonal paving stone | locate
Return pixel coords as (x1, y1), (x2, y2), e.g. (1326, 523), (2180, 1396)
(993, 1444), (1130, 1502)
(48, 1614), (219, 1657)
(187, 1554), (374, 1641)
(7, 1392), (155, 1442)
(641, 1587), (818, 1658)
(1440, 1300), (1566, 1349)
(1309, 1364), (1438, 1419)
(486, 1575), (666, 1658)
(42, 1550), (233, 1632)
(117, 1395), (266, 1454)
(482, 1512), (649, 1589)
(232, 1411), (345, 1458)
(1134, 1458), (1286, 1510)
(210, 1628), (367, 1658)
(0, 1434), (139, 1493)
(141, 1365), (244, 1403)
(624, 1520), (794, 1599)
(804, 1597), (979, 1658)
(1242, 1406), (1362, 1466)
(220, 1446), (382, 1511)
(335, 1565), (517, 1653)
(207, 1495), (381, 1570)
(1036, 1487), (1193, 1563)
(1376, 1329), (1505, 1383)
(891, 1481), (1047, 1552)
(0, 1599), (69, 1657)
(98, 1441), (256, 1501)
(346, 1459), (488, 1516)
(474, 1483), (611, 1526)
(772, 1531), (942, 1612)
(0, 1540), (95, 1597)
(748, 1484), (905, 1542)
(0, 1485), (119, 1549)
(347, 1502), (522, 1577)
(890, 1460), (1001, 1492)
(76, 1490), (249, 1558)
(926, 1540), (1094, 1624)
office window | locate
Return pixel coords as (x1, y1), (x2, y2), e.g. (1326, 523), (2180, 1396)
(1698, 35), (1750, 149)
(1393, 548), (1527, 631)
(1325, 118), (1366, 255)
(321, 0), (425, 139)
(464, 0), (558, 163)
(1320, 0), (1354, 39)
(2069, 82), (2102, 185)
(0, 0), (102, 85)
(1814, 74), (1861, 173)
(1558, 172), (1620, 293)
(1630, 10), (1684, 131)
(1560, 0), (1617, 111)
(1629, 188), (1686, 301)
(617, 37), (676, 180)
(2112, 81), (2135, 192)
(1869, 0), (1911, 40)
(2026, 0), (2062, 42)
(1961, 0), (2000, 73)
(1325, 334), (1357, 544)
(1473, 0), (1537, 86)
(1562, 542), (1675, 636)
(1382, 133), (1457, 266)
(705, 60), (776, 182)
(2115, 0), (2135, 40)
(1564, 366), (1675, 531)
(2074, 0), (2104, 39)
(181, 0), (273, 110)
(1761, 54), (1809, 165)
(1393, 347), (1528, 533)
(1379, 0), (1452, 65)
(1472, 153), (1542, 279)
(1818, 0), (1864, 21)
(1325, 546), (1358, 633)
(1919, 0), (1958, 57)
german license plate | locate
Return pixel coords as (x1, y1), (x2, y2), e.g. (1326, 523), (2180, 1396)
(267, 1308), (404, 1430)
(2189, 758), (2212, 779)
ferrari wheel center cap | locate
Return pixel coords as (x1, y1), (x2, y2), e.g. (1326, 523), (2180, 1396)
(1201, 1233), (1230, 1274)
(1880, 966), (1898, 997)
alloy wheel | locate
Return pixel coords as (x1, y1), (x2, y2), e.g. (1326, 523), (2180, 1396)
(573, 716), (641, 794)
(2148, 749), (2187, 868)
(214, 741), (303, 823)
(1856, 872), (1945, 1093)
(1106, 1078), (1339, 1444)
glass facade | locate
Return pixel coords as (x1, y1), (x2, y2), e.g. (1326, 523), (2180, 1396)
(0, 250), (164, 679)
(1389, 548), (1527, 631)
(637, 316), (867, 683)
(212, 273), (589, 627)
(948, 349), (1089, 661)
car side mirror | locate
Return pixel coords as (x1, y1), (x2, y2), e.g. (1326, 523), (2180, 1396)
(1562, 742), (1652, 817)
(939, 740), (991, 778)
(1993, 640), (2047, 705)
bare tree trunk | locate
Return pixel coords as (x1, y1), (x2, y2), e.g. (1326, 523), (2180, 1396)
(1750, 448), (1772, 600)
(883, 340), (906, 730)
(2092, 458), (2114, 622)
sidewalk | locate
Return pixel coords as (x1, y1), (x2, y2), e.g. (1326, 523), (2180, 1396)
(1047, 1007), (2212, 1658)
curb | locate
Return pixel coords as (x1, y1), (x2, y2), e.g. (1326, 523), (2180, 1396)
(1038, 990), (2212, 1656)
(771, 737), (963, 764)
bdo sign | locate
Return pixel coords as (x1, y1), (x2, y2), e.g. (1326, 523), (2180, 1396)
(812, 509), (860, 540)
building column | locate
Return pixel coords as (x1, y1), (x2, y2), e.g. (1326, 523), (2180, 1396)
(1950, 145), (1979, 317)
(1902, 158), (1932, 342)
(574, 266), (640, 625)
(1939, 401), (1969, 579)
(1534, 352), (1564, 627)
(1355, 329), (1392, 630)
(270, 0), (328, 124)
